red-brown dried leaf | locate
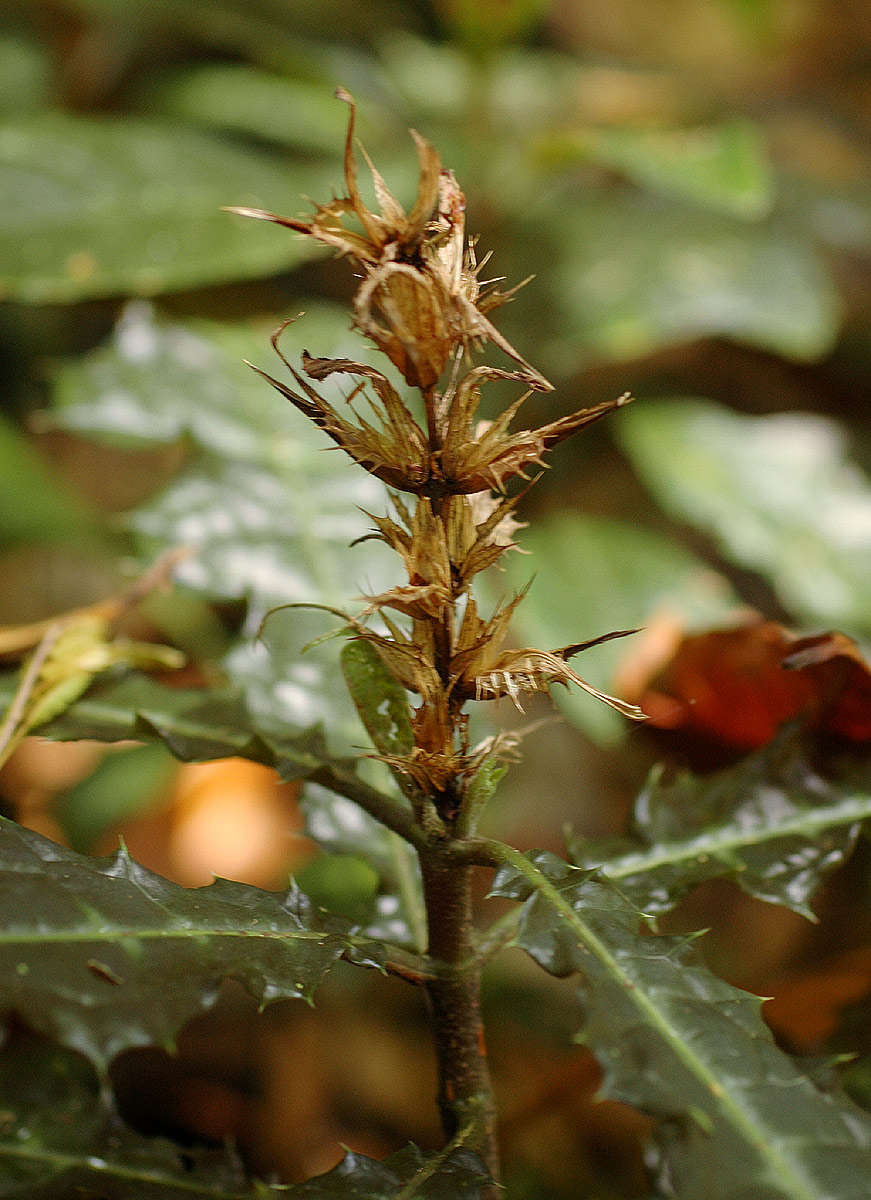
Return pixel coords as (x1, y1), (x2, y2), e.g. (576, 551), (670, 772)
(631, 620), (871, 748)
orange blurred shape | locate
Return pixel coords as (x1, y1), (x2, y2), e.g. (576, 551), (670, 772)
(168, 759), (310, 889)
(764, 946), (871, 1050)
(625, 619), (871, 749)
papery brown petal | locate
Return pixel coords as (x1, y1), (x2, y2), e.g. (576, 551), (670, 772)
(352, 632), (423, 694)
(537, 392), (633, 451)
(441, 367), (535, 471)
(355, 263), (454, 389)
(460, 647), (646, 719)
(224, 203), (376, 262)
(433, 170), (467, 292)
(335, 86), (384, 249)
(360, 583), (452, 620)
(361, 510), (411, 555)
(403, 129), (443, 248)
(247, 359), (430, 492)
(301, 351), (429, 458)
(358, 141), (406, 228)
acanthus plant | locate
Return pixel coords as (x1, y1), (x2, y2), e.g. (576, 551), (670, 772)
(1, 88), (871, 1200)
(228, 85), (645, 1177)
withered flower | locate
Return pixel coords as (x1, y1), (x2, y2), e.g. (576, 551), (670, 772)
(235, 89), (645, 814)
(228, 87), (547, 391)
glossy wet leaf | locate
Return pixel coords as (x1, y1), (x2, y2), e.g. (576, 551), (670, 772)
(550, 195), (839, 365)
(0, 114), (332, 302)
(492, 851), (871, 1200)
(0, 671), (358, 783)
(0, 815), (359, 1075)
(0, 1033), (251, 1199)
(280, 1144), (491, 1198)
(496, 513), (739, 741)
(569, 727), (871, 918)
(0, 1035), (490, 1198)
(618, 398), (871, 635)
(51, 304), (395, 730)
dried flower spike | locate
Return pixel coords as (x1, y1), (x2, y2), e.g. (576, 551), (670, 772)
(234, 88), (644, 811)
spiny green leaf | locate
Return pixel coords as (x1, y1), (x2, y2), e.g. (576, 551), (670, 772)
(0, 816), (356, 1075)
(0, 672), (343, 781)
(569, 729), (871, 919)
(0, 1034), (491, 1198)
(289, 1144), (491, 1199)
(618, 398), (871, 636)
(0, 1032), (252, 1199)
(492, 850), (871, 1200)
(0, 114), (332, 302)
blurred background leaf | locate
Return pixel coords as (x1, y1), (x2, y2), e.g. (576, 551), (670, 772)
(0, 114), (336, 303)
(494, 512), (740, 741)
(618, 399), (871, 638)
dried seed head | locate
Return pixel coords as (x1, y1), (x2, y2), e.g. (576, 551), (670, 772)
(234, 91), (645, 818)
(227, 88), (550, 392)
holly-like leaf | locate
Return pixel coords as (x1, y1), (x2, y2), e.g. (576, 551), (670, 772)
(0, 816), (361, 1075)
(0, 114), (333, 302)
(492, 850), (871, 1200)
(0, 1034), (491, 1199)
(618, 398), (871, 636)
(569, 727), (871, 919)
(291, 1144), (491, 1199)
(0, 1032), (252, 1199)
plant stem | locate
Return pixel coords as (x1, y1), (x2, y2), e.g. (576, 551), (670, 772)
(418, 852), (500, 1186)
